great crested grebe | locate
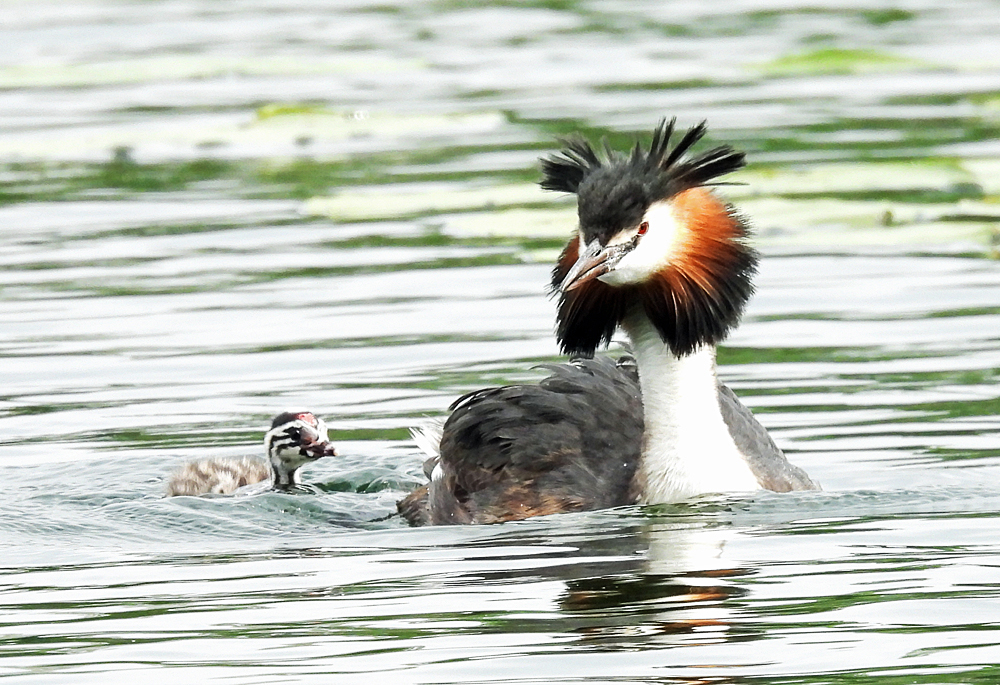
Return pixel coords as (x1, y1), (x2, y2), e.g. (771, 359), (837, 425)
(166, 411), (337, 496)
(398, 119), (818, 525)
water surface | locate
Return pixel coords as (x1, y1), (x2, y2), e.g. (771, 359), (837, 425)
(3, 1), (1000, 683)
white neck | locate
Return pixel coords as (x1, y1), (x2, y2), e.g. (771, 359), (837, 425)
(270, 460), (301, 488)
(620, 307), (760, 503)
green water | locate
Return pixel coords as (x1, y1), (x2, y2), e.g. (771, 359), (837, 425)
(3, 1), (1000, 683)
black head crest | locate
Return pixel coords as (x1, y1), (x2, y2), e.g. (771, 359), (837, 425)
(540, 137), (603, 194)
(541, 118), (745, 203)
(544, 119), (756, 358)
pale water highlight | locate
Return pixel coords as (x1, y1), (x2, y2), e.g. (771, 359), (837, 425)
(3, 1), (1000, 683)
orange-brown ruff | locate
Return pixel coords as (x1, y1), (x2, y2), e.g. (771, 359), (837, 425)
(398, 119), (817, 525)
(547, 122), (756, 359)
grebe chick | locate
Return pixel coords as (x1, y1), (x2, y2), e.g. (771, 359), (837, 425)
(398, 119), (818, 526)
(166, 411), (337, 496)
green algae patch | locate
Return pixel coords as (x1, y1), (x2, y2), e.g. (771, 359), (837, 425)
(303, 182), (555, 222)
(442, 206), (575, 240)
(963, 159), (1000, 195)
(256, 103), (332, 120)
(250, 110), (506, 148)
(0, 55), (420, 89)
(741, 196), (998, 250)
(725, 159), (1000, 249)
(441, 206), (577, 262)
(0, 108), (507, 167)
(762, 48), (924, 77)
(732, 160), (978, 199)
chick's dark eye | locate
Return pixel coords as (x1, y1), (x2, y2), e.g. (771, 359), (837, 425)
(637, 221), (649, 236)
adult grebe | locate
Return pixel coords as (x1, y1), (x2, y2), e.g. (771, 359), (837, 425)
(398, 119), (818, 525)
(166, 411), (337, 496)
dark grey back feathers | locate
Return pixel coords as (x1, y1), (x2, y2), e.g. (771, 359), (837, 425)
(716, 384), (820, 492)
(398, 356), (644, 525)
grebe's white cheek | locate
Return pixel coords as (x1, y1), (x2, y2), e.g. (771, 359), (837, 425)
(598, 260), (646, 286)
(599, 201), (681, 286)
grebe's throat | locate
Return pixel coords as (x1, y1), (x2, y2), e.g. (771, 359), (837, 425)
(621, 307), (758, 503)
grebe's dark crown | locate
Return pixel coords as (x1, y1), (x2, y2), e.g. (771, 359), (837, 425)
(265, 411), (336, 487)
(541, 119), (745, 244)
(544, 119), (757, 358)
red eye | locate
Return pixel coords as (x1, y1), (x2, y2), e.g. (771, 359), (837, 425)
(637, 222), (649, 236)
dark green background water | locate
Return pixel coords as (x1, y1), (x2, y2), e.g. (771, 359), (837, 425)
(3, 1), (1000, 682)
